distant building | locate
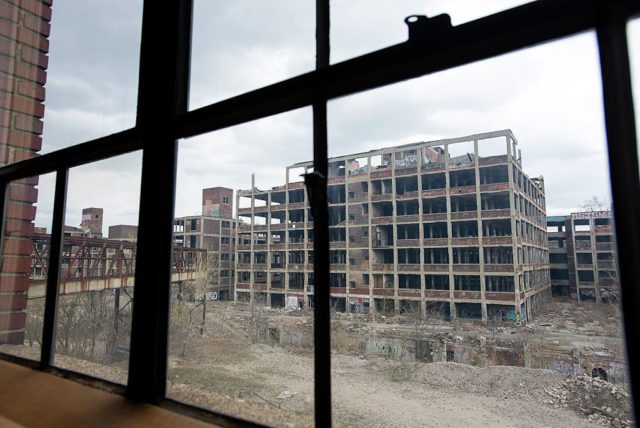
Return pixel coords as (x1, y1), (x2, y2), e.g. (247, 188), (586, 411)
(173, 187), (236, 300)
(108, 225), (138, 242)
(81, 207), (103, 237)
(235, 130), (551, 323)
(547, 211), (618, 302)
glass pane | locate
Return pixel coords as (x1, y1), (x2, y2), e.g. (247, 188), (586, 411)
(168, 108), (314, 426)
(52, 152), (142, 384)
(0, 173), (54, 359)
(327, 32), (633, 426)
(41, 1), (142, 152)
(189, 0), (314, 110)
(331, 0), (531, 63)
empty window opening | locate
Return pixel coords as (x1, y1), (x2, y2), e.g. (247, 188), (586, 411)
(453, 247), (479, 264)
(576, 253), (593, 265)
(422, 197), (447, 214)
(374, 298), (394, 315)
(451, 221), (478, 238)
(424, 248), (449, 264)
(549, 253), (568, 264)
(575, 236), (592, 250)
(289, 273), (305, 289)
(330, 297), (347, 312)
(289, 189), (305, 203)
(397, 200), (419, 216)
(478, 136), (508, 159)
(485, 276), (515, 292)
(374, 225), (393, 247)
(550, 269), (569, 280)
(422, 146), (445, 171)
(425, 275), (449, 290)
(372, 201), (393, 217)
(288, 209), (305, 223)
(330, 250), (346, 264)
(373, 274), (394, 289)
(347, 157), (369, 176)
(449, 169), (475, 187)
(423, 222), (447, 239)
(329, 228), (346, 242)
(397, 224), (419, 239)
(482, 219), (511, 236)
(455, 302), (482, 319)
(271, 273), (284, 289)
(271, 251), (285, 268)
(447, 141), (475, 167)
(483, 246), (513, 264)
(426, 301), (450, 320)
(371, 179), (392, 195)
(329, 160), (345, 178)
(398, 274), (420, 289)
(395, 149), (418, 169)
(288, 166), (306, 184)
(481, 192), (510, 210)
(271, 294), (285, 309)
(373, 249), (394, 264)
(400, 300), (420, 314)
(421, 172), (446, 190)
(578, 270), (595, 282)
(574, 219), (590, 232)
(396, 176), (418, 195)
(398, 248), (420, 264)
(328, 206), (346, 225)
(451, 195), (477, 212)
(328, 185), (346, 204)
(479, 165), (509, 184)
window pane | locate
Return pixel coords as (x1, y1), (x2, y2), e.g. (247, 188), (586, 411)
(168, 108), (315, 426)
(52, 152), (142, 384)
(327, 32), (633, 426)
(41, 1), (142, 152)
(331, 0), (531, 63)
(189, 0), (315, 110)
(0, 173), (54, 359)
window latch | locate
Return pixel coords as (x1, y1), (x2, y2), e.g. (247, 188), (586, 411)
(405, 14), (452, 42)
(304, 171), (326, 217)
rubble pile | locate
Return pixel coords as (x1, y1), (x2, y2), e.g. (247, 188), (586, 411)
(544, 374), (632, 427)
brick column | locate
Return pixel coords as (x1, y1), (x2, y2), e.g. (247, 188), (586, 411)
(0, 0), (51, 344)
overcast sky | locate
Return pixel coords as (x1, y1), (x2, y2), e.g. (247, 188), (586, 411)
(34, 1), (640, 235)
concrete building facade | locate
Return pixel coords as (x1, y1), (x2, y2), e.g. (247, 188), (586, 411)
(547, 211), (618, 302)
(235, 130), (551, 323)
(173, 187), (236, 299)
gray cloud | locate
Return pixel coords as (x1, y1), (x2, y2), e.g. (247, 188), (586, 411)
(34, 2), (639, 230)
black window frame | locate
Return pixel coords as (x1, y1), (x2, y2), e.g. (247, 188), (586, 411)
(0, 0), (638, 426)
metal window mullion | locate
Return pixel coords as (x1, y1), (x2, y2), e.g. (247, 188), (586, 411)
(40, 168), (68, 368)
(311, 0), (332, 426)
(596, 5), (640, 423)
(127, 0), (193, 403)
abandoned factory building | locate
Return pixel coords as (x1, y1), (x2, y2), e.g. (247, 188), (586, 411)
(234, 130), (551, 323)
(547, 211), (618, 302)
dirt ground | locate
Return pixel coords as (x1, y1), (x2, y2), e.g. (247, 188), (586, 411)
(1, 299), (633, 427)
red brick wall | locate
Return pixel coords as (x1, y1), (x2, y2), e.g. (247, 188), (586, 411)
(202, 187), (233, 219)
(0, 0), (51, 344)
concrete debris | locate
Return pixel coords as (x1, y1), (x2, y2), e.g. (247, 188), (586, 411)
(544, 374), (632, 427)
(276, 391), (297, 400)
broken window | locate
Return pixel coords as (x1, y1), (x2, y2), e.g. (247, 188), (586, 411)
(479, 165), (509, 184)
(423, 222), (447, 238)
(422, 197), (447, 214)
(397, 223), (419, 239)
(397, 248), (420, 264)
(449, 169), (475, 187)
(395, 176), (418, 195)
(450, 194), (477, 212)
(425, 275), (449, 290)
(328, 185), (346, 204)
(452, 247), (479, 264)
(424, 248), (449, 264)
(451, 221), (478, 238)
(454, 275), (481, 291)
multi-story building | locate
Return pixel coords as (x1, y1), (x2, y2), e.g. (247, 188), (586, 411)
(547, 211), (618, 302)
(235, 130), (551, 323)
(173, 187), (236, 299)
